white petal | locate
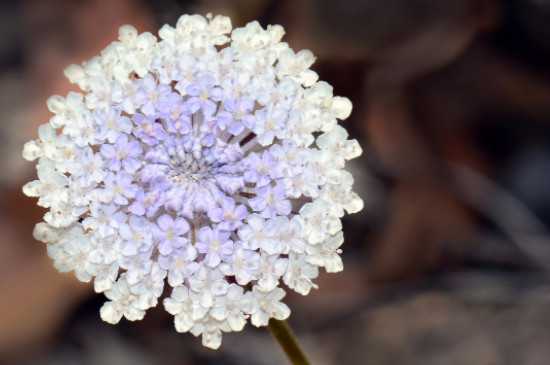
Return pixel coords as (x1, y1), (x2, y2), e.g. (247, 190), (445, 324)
(331, 96), (352, 119)
(202, 330), (222, 349)
(163, 297), (183, 315)
(174, 313), (194, 333)
(22, 141), (42, 161)
(22, 180), (43, 197)
(100, 302), (122, 324)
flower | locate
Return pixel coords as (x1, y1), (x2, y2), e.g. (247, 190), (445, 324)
(22, 13), (363, 349)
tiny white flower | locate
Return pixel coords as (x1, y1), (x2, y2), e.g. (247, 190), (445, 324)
(257, 254), (288, 291)
(100, 276), (145, 324)
(299, 200), (342, 244)
(22, 159), (68, 208)
(164, 285), (209, 332)
(188, 265), (229, 308)
(190, 314), (231, 350)
(129, 263), (167, 310)
(276, 49), (318, 87)
(250, 286), (290, 327)
(282, 253), (319, 295)
(306, 231), (345, 273)
(210, 284), (253, 331)
(93, 262), (120, 293)
(317, 124), (362, 162)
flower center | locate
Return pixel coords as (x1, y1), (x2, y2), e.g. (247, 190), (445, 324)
(168, 151), (212, 183)
(146, 135), (245, 215)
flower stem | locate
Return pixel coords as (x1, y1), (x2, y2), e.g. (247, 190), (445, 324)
(267, 318), (312, 365)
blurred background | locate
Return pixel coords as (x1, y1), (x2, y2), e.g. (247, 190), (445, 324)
(3, 0), (550, 364)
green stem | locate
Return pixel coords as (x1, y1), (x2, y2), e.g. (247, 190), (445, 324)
(267, 318), (312, 365)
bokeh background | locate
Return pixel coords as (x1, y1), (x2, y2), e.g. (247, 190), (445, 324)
(3, 0), (550, 364)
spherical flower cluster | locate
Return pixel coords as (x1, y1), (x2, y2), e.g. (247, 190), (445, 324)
(22, 14), (363, 349)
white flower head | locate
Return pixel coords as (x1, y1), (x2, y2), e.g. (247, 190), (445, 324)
(22, 13), (363, 349)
